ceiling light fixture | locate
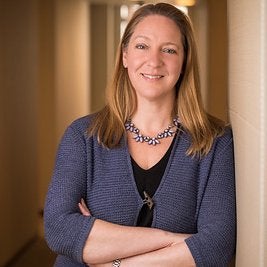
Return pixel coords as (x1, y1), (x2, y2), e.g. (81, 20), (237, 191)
(175, 0), (196, 6)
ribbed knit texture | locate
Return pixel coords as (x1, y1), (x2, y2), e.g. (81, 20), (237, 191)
(44, 115), (236, 266)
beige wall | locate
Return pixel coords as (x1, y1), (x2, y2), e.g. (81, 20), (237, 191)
(206, 0), (228, 122)
(191, 0), (228, 122)
(0, 0), (39, 265)
(228, 0), (267, 265)
(38, 0), (91, 235)
(37, 0), (57, 235)
(90, 3), (121, 113)
(55, 0), (90, 141)
(0, 0), (90, 264)
(190, 0), (209, 108)
(90, 4), (108, 113)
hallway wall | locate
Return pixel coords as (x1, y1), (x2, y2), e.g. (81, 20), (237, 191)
(37, 0), (57, 237)
(38, 0), (91, 235)
(0, 0), (90, 264)
(54, 0), (90, 142)
(90, 3), (121, 113)
(191, 0), (228, 122)
(0, 0), (39, 265)
(228, 0), (267, 265)
(206, 0), (228, 121)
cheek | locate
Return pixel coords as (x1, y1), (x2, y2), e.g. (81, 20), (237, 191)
(127, 56), (144, 72)
(172, 59), (184, 74)
(169, 64), (182, 78)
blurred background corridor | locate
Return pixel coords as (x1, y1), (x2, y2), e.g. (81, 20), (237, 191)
(0, 0), (266, 266)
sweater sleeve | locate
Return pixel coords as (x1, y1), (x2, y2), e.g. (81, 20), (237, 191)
(185, 130), (236, 266)
(44, 122), (96, 263)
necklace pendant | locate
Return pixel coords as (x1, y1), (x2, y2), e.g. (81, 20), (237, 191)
(143, 191), (154, 209)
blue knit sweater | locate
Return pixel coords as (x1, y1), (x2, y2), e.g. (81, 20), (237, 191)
(44, 115), (236, 266)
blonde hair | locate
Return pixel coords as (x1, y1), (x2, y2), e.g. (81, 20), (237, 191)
(89, 3), (225, 157)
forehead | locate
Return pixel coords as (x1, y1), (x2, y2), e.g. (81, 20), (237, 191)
(131, 14), (182, 43)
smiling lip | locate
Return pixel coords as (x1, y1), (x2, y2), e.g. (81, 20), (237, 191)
(141, 73), (164, 80)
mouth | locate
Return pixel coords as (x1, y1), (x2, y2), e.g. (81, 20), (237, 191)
(141, 73), (164, 80)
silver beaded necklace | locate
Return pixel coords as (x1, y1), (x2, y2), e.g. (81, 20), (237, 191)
(125, 117), (180, 146)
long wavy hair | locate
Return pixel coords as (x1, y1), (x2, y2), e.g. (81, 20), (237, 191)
(89, 2), (225, 157)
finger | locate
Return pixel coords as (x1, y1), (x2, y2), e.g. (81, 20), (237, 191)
(81, 198), (87, 208)
(78, 201), (90, 215)
(81, 198), (91, 213)
(78, 202), (91, 216)
(78, 199), (91, 216)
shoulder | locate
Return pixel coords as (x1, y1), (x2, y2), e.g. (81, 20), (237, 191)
(58, 114), (98, 147)
(67, 113), (97, 135)
(178, 125), (233, 150)
(207, 114), (233, 149)
(204, 125), (234, 163)
(214, 125), (233, 150)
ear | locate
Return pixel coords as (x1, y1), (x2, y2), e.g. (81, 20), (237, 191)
(122, 48), (128, 68)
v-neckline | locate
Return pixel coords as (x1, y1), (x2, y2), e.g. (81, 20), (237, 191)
(124, 132), (180, 206)
(130, 135), (176, 172)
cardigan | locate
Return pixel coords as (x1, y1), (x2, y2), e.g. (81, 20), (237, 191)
(44, 114), (236, 267)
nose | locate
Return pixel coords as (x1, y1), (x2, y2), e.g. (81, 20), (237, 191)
(147, 49), (163, 68)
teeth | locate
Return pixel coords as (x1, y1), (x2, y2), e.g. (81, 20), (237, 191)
(142, 74), (163, 79)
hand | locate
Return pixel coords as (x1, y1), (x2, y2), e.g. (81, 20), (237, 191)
(78, 198), (91, 216)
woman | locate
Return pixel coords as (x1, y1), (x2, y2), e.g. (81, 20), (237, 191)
(44, 3), (236, 266)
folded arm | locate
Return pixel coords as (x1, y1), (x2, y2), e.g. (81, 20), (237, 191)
(79, 200), (194, 266)
(90, 242), (195, 267)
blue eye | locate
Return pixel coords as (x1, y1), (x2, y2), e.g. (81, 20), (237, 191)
(163, 48), (176, 54)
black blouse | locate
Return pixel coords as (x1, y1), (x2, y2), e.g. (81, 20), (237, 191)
(131, 137), (176, 227)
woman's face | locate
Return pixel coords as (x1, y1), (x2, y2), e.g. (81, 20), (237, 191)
(123, 15), (184, 103)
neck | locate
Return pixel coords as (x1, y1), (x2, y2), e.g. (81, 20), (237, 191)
(131, 101), (175, 135)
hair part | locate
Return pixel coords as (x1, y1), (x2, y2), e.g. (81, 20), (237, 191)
(89, 2), (225, 157)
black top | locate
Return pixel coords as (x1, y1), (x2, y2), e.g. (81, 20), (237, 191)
(131, 137), (176, 227)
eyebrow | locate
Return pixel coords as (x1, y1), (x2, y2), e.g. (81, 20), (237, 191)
(133, 35), (181, 48)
